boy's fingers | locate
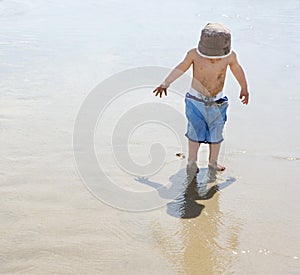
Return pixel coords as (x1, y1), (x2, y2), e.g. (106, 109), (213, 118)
(244, 95), (249, 104)
(153, 87), (160, 93)
(242, 97), (248, 104)
(153, 87), (168, 98)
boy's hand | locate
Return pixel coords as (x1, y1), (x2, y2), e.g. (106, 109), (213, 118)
(153, 85), (168, 98)
(239, 88), (249, 105)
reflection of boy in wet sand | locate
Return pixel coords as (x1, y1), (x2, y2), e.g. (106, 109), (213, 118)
(153, 23), (249, 174)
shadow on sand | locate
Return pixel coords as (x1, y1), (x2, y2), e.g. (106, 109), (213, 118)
(135, 168), (236, 219)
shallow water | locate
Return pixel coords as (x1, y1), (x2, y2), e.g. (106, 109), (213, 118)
(1, 0), (300, 274)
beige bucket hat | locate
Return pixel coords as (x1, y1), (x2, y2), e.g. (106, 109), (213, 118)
(197, 23), (232, 59)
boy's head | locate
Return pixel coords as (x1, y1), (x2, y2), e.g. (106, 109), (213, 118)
(197, 23), (231, 59)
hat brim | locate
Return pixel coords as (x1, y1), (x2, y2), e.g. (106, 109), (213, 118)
(196, 48), (232, 59)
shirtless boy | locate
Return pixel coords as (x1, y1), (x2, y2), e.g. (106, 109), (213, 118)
(153, 23), (249, 175)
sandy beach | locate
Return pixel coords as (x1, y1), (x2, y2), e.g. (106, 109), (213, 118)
(1, 0), (300, 273)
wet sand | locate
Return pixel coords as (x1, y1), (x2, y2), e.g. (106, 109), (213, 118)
(1, 0), (300, 274)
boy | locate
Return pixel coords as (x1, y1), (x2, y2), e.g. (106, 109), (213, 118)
(153, 23), (249, 175)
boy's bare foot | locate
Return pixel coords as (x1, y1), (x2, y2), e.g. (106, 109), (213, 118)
(186, 162), (199, 183)
(186, 162), (199, 190)
(187, 161), (199, 174)
(207, 164), (225, 182)
(208, 163), (226, 171)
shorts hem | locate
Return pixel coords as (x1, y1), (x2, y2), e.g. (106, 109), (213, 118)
(185, 134), (224, 144)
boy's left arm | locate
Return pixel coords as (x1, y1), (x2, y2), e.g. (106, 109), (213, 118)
(229, 51), (249, 105)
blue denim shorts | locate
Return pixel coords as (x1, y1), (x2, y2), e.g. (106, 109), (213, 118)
(185, 93), (229, 144)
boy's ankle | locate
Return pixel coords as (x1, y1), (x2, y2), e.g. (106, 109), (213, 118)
(188, 160), (197, 166)
(208, 160), (218, 167)
(186, 161), (199, 174)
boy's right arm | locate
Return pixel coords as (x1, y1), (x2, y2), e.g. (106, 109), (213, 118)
(153, 50), (194, 98)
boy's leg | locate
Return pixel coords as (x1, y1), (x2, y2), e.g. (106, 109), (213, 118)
(187, 140), (200, 177)
(209, 142), (225, 171)
(188, 140), (200, 163)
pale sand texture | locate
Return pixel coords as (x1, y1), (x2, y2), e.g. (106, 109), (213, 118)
(1, 0), (300, 274)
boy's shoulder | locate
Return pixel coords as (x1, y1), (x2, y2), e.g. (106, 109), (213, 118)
(184, 48), (198, 61)
(187, 48), (197, 56)
(227, 50), (238, 64)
